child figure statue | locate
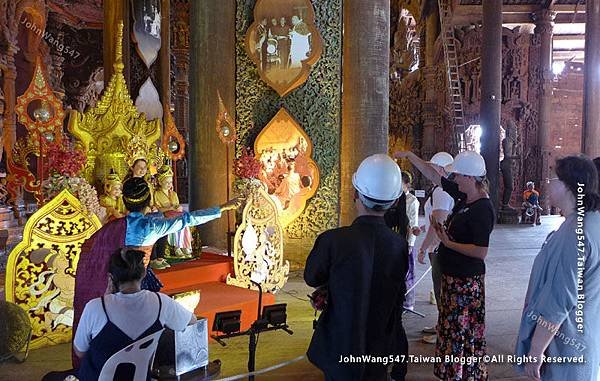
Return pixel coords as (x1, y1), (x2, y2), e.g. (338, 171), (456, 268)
(99, 170), (127, 223)
(154, 165), (193, 258)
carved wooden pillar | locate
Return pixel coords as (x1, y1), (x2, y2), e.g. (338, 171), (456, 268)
(172, 0), (190, 203)
(189, 0), (235, 247)
(2, 46), (17, 159)
(480, 0), (502, 211)
(420, 7), (440, 160)
(340, 0), (390, 226)
(160, 0), (170, 122)
(421, 66), (437, 160)
(103, 0), (129, 86)
(583, 0), (600, 158)
(533, 10), (555, 213)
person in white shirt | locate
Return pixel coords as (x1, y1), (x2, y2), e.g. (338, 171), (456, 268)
(417, 152), (455, 344)
(74, 249), (195, 380)
(403, 172), (420, 310)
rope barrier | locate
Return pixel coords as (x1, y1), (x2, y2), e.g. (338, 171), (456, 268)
(213, 355), (306, 381)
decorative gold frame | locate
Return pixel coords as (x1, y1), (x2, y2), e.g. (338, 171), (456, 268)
(216, 91), (236, 144)
(161, 111), (186, 161)
(227, 183), (289, 293)
(15, 56), (65, 147)
(244, 0), (322, 97)
(4, 190), (102, 349)
(254, 108), (319, 227)
(8, 56), (66, 203)
(67, 22), (161, 184)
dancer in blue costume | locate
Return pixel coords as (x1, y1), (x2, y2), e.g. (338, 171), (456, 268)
(72, 176), (240, 367)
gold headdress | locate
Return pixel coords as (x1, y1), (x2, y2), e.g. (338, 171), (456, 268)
(124, 133), (149, 167)
(104, 169), (122, 186)
(156, 165), (174, 183)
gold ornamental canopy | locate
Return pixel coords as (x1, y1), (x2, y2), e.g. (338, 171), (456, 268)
(67, 21), (161, 184)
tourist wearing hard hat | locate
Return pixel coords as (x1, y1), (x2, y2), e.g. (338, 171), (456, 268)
(305, 154), (409, 381)
(416, 152), (455, 345)
(395, 150), (494, 381)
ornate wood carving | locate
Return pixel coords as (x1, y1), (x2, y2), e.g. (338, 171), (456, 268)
(171, 0), (190, 202)
(1, 0), (21, 166)
(236, 0), (342, 263)
(5, 189), (102, 349)
(45, 14), (65, 95)
(390, 22), (544, 206)
(61, 26), (103, 111)
(227, 183), (289, 293)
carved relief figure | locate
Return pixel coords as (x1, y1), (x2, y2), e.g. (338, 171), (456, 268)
(28, 249), (75, 329)
(500, 120), (519, 207)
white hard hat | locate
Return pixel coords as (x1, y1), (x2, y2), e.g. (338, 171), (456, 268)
(427, 152), (454, 168)
(352, 154), (403, 201)
(445, 150), (487, 177)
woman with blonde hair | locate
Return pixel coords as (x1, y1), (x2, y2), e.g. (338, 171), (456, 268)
(395, 150), (494, 380)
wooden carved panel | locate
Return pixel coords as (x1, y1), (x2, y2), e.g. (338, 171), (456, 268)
(5, 189), (101, 349)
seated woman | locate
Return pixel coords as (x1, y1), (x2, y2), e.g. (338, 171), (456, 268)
(45, 249), (195, 381)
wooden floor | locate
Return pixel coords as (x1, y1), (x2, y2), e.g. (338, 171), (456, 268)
(0, 217), (563, 380)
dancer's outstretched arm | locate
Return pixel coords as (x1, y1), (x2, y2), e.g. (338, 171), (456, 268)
(394, 151), (442, 186)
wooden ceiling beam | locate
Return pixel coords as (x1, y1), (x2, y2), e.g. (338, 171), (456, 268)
(553, 33), (585, 40)
(451, 10), (586, 25)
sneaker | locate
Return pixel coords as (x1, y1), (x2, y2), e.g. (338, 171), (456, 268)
(422, 326), (436, 334)
(536, 221), (541, 225)
(422, 334), (437, 344)
(429, 289), (437, 305)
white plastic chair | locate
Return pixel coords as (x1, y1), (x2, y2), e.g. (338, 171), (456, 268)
(98, 328), (164, 381)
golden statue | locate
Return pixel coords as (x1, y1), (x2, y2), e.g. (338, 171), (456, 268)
(99, 169), (126, 223)
(67, 21), (161, 186)
(154, 165), (182, 213)
(154, 165), (192, 259)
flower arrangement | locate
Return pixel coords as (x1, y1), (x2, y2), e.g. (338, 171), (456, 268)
(42, 139), (102, 217)
(46, 141), (87, 177)
(234, 147), (261, 179)
(233, 148), (263, 199)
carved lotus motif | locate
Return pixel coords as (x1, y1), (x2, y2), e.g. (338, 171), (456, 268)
(245, 0), (322, 97)
(254, 108), (319, 227)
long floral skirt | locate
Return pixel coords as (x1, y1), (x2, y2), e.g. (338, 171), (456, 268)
(434, 274), (488, 381)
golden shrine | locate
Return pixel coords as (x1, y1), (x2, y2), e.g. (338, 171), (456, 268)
(67, 22), (162, 185)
